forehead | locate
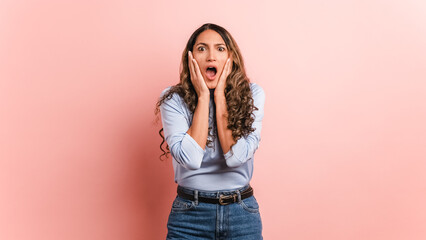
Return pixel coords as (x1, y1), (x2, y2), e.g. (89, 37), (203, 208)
(195, 29), (225, 44)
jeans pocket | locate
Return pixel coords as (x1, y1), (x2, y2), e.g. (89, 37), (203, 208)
(171, 196), (195, 213)
(239, 196), (260, 213)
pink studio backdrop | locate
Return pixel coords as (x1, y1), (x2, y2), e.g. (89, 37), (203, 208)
(1, 0), (426, 239)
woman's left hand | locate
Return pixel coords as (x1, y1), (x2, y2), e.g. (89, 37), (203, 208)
(213, 57), (235, 153)
(214, 58), (232, 97)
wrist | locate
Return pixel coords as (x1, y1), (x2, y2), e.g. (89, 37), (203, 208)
(214, 91), (225, 100)
(198, 94), (210, 102)
(215, 101), (229, 119)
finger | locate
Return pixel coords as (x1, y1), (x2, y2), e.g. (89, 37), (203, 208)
(192, 58), (204, 81)
(215, 59), (229, 92)
(192, 58), (208, 91)
(226, 58), (231, 76)
(188, 51), (196, 81)
(220, 58), (231, 81)
(228, 57), (233, 73)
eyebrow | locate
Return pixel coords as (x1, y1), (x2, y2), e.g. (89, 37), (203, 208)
(195, 42), (226, 47)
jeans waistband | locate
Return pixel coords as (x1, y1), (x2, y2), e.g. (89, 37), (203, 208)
(177, 185), (251, 199)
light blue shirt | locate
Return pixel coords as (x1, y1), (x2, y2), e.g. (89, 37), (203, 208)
(160, 83), (265, 191)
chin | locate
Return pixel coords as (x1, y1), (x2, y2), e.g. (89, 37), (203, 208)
(206, 80), (218, 89)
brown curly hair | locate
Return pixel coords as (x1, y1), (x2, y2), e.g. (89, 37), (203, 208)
(155, 23), (257, 159)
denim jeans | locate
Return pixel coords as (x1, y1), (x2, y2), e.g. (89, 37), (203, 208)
(166, 185), (263, 240)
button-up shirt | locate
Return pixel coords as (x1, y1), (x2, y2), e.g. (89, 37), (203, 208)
(160, 83), (265, 191)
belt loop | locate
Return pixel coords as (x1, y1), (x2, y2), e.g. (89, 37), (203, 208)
(194, 190), (199, 206)
(236, 189), (242, 203)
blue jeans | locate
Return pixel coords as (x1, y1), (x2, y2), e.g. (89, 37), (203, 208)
(166, 185), (263, 240)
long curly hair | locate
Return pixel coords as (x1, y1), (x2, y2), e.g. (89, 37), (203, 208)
(155, 23), (257, 159)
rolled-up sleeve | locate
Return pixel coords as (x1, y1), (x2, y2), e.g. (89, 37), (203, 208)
(160, 90), (205, 170)
(224, 84), (265, 168)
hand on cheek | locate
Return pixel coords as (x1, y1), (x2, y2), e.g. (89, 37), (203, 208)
(214, 58), (232, 97)
(188, 51), (209, 98)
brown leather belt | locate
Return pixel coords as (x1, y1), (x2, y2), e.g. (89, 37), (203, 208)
(177, 186), (254, 205)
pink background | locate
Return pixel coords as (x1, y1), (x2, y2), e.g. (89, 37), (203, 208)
(1, 0), (426, 239)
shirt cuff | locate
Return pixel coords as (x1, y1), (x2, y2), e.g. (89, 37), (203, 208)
(182, 133), (206, 155)
(224, 138), (246, 167)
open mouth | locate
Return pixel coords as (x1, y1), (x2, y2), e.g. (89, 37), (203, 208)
(206, 67), (217, 80)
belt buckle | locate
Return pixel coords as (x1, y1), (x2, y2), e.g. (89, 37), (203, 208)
(219, 194), (237, 205)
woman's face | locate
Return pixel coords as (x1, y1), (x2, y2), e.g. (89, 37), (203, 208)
(192, 29), (230, 89)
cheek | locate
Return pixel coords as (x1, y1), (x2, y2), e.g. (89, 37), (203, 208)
(191, 53), (201, 63)
(219, 60), (227, 71)
(219, 55), (229, 68)
(193, 58), (201, 65)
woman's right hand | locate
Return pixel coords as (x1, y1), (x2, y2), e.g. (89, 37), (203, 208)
(188, 51), (209, 98)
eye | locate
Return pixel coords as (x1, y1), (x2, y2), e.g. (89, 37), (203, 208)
(197, 46), (206, 51)
(218, 47), (226, 52)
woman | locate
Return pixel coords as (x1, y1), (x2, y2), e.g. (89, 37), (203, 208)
(156, 23), (265, 239)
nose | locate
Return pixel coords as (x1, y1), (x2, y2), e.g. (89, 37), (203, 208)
(207, 49), (216, 62)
